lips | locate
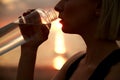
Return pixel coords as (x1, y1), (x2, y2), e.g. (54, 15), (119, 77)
(58, 12), (64, 19)
(59, 19), (63, 25)
(58, 13), (64, 25)
(59, 19), (62, 22)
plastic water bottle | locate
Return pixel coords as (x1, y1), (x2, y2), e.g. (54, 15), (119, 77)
(0, 8), (58, 55)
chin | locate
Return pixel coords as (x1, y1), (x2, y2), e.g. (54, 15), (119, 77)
(61, 21), (76, 34)
(61, 26), (74, 34)
(61, 26), (69, 33)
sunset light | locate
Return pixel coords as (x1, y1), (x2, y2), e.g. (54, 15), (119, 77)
(1, 0), (16, 10)
(51, 19), (66, 54)
(1, 0), (14, 4)
(51, 19), (67, 70)
(53, 56), (66, 70)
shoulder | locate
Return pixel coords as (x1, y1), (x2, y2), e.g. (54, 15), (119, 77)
(105, 62), (120, 80)
(52, 51), (86, 80)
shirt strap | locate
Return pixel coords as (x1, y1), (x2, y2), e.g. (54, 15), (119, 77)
(89, 49), (120, 80)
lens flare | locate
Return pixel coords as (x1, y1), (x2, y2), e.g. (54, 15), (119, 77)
(51, 19), (67, 70)
(51, 19), (66, 54)
(53, 56), (66, 70)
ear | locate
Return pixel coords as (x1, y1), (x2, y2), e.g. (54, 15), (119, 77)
(95, 0), (102, 16)
(95, 9), (101, 16)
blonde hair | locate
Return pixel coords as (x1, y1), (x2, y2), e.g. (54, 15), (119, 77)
(96, 0), (120, 40)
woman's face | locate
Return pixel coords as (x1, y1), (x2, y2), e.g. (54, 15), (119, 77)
(55, 0), (99, 34)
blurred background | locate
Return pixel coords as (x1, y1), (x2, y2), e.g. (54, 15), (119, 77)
(0, 0), (86, 80)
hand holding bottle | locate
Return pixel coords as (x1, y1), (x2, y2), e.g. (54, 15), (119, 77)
(0, 8), (57, 55)
(19, 9), (50, 48)
(19, 24), (50, 48)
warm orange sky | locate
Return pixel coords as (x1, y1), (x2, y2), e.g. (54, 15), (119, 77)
(0, 0), (59, 27)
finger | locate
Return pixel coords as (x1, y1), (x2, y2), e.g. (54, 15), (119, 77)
(23, 9), (35, 16)
(19, 24), (35, 39)
(39, 24), (50, 37)
(33, 24), (49, 33)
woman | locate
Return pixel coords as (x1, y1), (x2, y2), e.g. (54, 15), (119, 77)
(17, 0), (120, 80)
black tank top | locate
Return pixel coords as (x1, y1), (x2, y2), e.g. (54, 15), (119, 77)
(65, 49), (120, 80)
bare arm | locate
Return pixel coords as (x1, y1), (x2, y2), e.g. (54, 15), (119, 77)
(16, 9), (50, 80)
(16, 22), (49, 80)
(16, 23), (49, 80)
(16, 45), (38, 80)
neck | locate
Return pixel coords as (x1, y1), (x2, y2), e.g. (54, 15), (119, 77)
(83, 37), (118, 66)
(78, 18), (119, 66)
(80, 30), (119, 66)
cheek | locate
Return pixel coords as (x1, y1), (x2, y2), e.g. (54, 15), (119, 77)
(62, 1), (97, 33)
(63, 2), (81, 27)
(64, 2), (96, 26)
(64, 1), (81, 18)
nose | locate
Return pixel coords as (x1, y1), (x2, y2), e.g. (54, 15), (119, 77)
(54, 1), (65, 13)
